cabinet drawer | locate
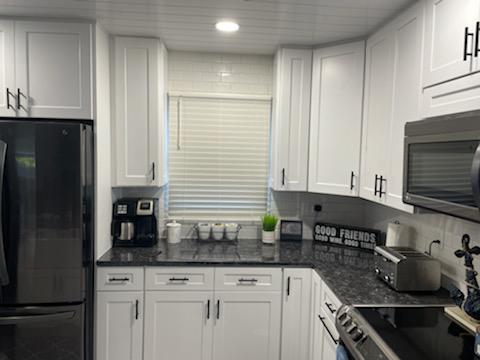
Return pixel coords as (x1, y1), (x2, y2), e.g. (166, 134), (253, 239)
(96, 267), (144, 291)
(320, 281), (341, 325)
(214, 267), (282, 291)
(145, 267), (214, 291)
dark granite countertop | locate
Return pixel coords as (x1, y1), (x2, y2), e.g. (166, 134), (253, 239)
(97, 239), (453, 307)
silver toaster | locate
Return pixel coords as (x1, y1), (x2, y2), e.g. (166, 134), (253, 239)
(374, 246), (441, 292)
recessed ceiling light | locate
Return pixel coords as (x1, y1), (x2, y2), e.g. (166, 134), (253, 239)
(215, 21), (240, 33)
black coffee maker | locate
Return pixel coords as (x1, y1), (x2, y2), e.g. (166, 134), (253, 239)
(112, 198), (158, 247)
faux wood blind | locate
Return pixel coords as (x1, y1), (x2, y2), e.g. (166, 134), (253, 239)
(168, 95), (271, 220)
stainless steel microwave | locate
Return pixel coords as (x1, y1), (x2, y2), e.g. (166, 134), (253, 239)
(404, 110), (480, 223)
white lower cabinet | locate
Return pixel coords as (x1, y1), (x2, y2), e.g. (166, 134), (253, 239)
(96, 267), (338, 360)
(213, 291), (281, 360)
(96, 291), (144, 360)
(281, 268), (312, 360)
(144, 291), (213, 360)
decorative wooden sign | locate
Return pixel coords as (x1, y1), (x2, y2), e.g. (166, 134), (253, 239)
(313, 222), (383, 251)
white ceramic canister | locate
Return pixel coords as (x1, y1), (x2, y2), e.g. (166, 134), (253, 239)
(197, 223), (211, 241)
(166, 220), (182, 244)
(225, 223), (239, 241)
(212, 223), (225, 241)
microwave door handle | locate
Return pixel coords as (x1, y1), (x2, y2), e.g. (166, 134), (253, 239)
(471, 142), (480, 207)
(0, 141), (9, 286)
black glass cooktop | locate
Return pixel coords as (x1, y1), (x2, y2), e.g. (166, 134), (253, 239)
(357, 307), (478, 360)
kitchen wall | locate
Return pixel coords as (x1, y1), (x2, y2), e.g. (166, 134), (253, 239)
(362, 201), (479, 293)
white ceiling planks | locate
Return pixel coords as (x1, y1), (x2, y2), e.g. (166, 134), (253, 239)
(0, 0), (414, 53)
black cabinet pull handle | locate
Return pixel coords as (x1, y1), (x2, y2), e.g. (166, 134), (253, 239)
(109, 277), (129, 282)
(379, 176), (386, 198)
(475, 21), (480, 57)
(287, 276), (291, 296)
(207, 300), (210, 319)
(464, 26), (475, 61)
(238, 278), (258, 283)
(16, 88), (23, 110)
(319, 315), (339, 345)
(216, 300), (220, 319)
(169, 277), (189, 282)
(325, 302), (337, 314)
(281, 168), (286, 187)
(6, 88), (13, 110)
(350, 171), (354, 190)
(374, 175), (379, 196)
(152, 162), (155, 182)
(135, 299), (139, 320)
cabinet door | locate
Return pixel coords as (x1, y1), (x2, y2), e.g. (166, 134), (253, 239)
(320, 330), (337, 360)
(96, 291), (143, 360)
(271, 48), (311, 191)
(423, 0), (478, 87)
(112, 37), (167, 187)
(14, 21), (92, 119)
(360, 28), (394, 204)
(0, 20), (15, 117)
(309, 41), (364, 196)
(144, 291), (213, 360)
(213, 291), (281, 360)
(386, 3), (424, 213)
(310, 271), (322, 360)
(281, 268), (312, 360)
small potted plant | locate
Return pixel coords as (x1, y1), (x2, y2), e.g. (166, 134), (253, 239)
(261, 214), (278, 244)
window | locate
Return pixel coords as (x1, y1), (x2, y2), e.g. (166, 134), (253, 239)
(168, 95), (271, 221)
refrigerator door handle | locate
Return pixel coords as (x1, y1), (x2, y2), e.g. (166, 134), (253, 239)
(0, 140), (9, 286)
(0, 310), (76, 325)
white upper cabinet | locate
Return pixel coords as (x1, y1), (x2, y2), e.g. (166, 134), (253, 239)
(271, 48), (312, 191)
(360, 1), (423, 213)
(0, 20), (15, 117)
(360, 28), (394, 205)
(386, 3), (424, 213)
(112, 36), (168, 187)
(14, 21), (92, 119)
(423, 0), (479, 88)
(213, 291), (281, 360)
(308, 41), (365, 196)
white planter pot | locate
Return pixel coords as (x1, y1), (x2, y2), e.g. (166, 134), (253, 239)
(262, 230), (275, 244)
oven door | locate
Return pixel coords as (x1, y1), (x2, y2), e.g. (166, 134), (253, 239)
(403, 132), (480, 222)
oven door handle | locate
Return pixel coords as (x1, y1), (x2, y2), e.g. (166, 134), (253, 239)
(0, 140), (8, 286)
(471, 142), (480, 207)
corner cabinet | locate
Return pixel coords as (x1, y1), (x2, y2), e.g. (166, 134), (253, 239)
(112, 36), (168, 187)
(0, 20), (92, 119)
(360, 1), (424, 213)
(271, 48), (312, 191)
(308, 41), (365, 196)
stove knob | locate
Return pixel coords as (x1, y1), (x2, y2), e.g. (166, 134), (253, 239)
(351, 328), (364, 342)
(384, 275), (391, 282)
(374, 267), (381, 275)
(340, 315), (351, 326)
(346, 323), (357, 334)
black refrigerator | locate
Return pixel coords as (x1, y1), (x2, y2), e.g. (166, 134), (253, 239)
(0, 119), (94, 360)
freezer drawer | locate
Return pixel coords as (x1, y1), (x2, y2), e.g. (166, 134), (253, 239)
(0, 303), (85, 360)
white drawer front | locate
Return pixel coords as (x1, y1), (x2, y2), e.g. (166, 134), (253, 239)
(96, 267), (144, 291)
(214, 267), (282, 291)
(320, 281), (341, 325)
(145, 267), (214, 291)
(319, 307), (340, 342)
